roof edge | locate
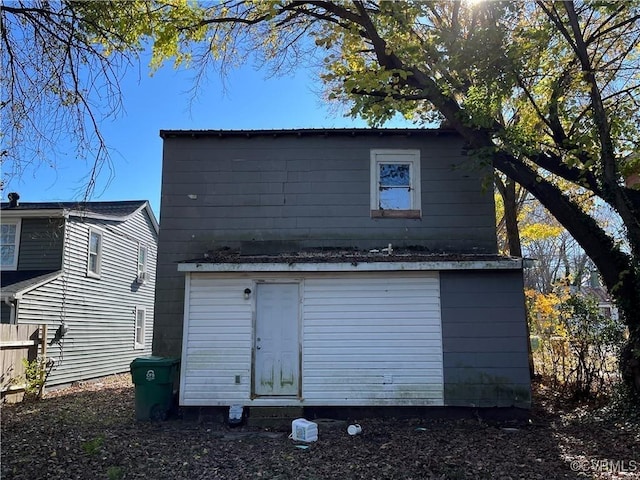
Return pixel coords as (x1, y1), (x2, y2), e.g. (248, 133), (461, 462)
(1, 270), (64, 301)
(138, 201), (160, 235)
(67, 201), (158, 235)
(160, 127), (459, 139)
(1, 201), (159, 235)
(178, 258), (522, 273)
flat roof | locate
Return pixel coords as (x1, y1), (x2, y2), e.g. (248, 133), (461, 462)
(178, 250), (522, 273)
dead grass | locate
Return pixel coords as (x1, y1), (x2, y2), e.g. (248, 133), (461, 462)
(1, 375), (638, 479)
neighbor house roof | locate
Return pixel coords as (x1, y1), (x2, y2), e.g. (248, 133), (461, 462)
(1, 200), (144, 216)
(1, 270), (63, 300)
(580, 285), (613, 304)
(1, 200), (159, 234)
(160, 127), (460, 139)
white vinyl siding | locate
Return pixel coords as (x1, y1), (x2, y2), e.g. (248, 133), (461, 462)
(303, 275), (443, 406)
(180, 276), (253, 406)
(17, 208), (157, 386)
(1, 219), (21, 270)
(180, 272), (443, 407)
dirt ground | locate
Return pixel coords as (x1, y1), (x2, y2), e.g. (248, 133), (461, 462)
(1, 375), (638, 480)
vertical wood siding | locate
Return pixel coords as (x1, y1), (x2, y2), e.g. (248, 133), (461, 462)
(180, 272), (444, 407)
(0, 303), (11, 324)
(16, 208), (158, 386)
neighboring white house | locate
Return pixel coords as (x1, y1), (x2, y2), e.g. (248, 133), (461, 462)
(1, 198), (158, 388)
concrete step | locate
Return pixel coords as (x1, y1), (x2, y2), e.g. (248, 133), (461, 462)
(248, 406), (304, 418)
(246, 406), (304, 430)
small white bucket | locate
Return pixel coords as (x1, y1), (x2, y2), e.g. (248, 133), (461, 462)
(347, 424), (362, 435)
(291, 418), (318, 442)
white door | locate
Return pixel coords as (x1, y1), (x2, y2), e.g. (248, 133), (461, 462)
(254, 283), (300, 396)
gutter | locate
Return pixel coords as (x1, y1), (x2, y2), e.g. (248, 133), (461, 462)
(0, 209), (66, 219)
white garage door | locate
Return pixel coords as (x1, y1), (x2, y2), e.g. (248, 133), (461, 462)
(180, 272), (443, 407)
(302, 273), (443, 406)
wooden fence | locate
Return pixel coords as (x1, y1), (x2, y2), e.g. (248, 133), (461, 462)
(0, 324), (47, 403)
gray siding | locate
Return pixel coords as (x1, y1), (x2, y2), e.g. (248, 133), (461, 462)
(17, 218), (64, 270)
(440, 270), (531, 408)
(159, 134), (495, 252)
(1, 302), (11, 324)
(16, 208), (158, 386)
(155, 132), (497, 356)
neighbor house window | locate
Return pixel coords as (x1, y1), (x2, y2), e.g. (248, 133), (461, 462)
(137, 244), (148, 281)
(87, 228), (103, 277)
(135, 307), (146, 349)
(599, 306), (612, 319)
(370, 149), (421, 218)
(1, 219), (21, 270)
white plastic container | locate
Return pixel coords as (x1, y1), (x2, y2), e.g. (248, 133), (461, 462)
(291, 418), (318, 442)
(347, 424), (362, 435)
(228, 404), (244, 425)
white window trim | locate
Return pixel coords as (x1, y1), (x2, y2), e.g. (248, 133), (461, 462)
(86, 227), (104, 278)
(370, 149), (421, 218)
(134, 306), (146, 350)
(1, 218), (22, 270)
(136, 242), (149, 283)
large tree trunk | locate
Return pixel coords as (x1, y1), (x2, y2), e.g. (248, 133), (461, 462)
(495, 175), (522, 257)
(503, 178), (522, 258)
(620, 327), (640, 395)
(495, 174), (534, 379)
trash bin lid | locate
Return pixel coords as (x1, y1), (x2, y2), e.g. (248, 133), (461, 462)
(130, 356), (180, 368)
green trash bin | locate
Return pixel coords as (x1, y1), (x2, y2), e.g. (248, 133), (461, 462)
(130, 356), (180, 421)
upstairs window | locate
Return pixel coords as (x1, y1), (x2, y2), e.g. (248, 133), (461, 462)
(87, 228), (103, 277)
(1, 219), (21, 270)
(137, 244), (148, 283)
(370, 150), (421, 218)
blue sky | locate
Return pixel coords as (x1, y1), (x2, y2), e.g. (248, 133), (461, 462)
(6, 54), (415, 217)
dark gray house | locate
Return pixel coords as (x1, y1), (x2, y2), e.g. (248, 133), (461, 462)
(155, 129), (531, 409)
(1, 200), (158, 387)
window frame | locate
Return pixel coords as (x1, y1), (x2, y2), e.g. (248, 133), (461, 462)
(137, 243), (148, 280)
(370, 149), (421, 219)
(1, 218), (22, 270)
(599, 306), (612, 319)
(134, 306), (146, 350)
(86, 227), (104, 278)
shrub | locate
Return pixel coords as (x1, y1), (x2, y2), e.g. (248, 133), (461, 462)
(527, 289), (626, 399)
(21, 356), (54, 400)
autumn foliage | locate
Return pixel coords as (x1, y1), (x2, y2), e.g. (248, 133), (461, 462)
(527, 288), (626, 399)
